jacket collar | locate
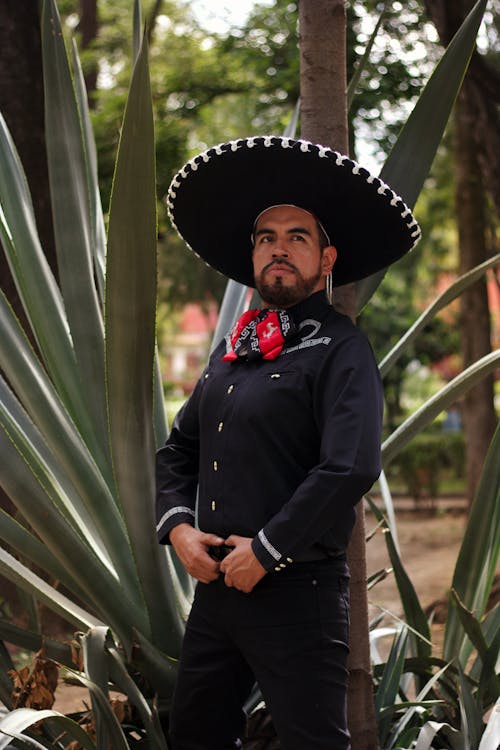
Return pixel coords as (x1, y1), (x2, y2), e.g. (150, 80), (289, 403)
(288, 291), (331, 326)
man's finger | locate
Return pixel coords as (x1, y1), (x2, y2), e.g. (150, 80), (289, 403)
(224, 534), (242, 547)
(202, 533), (225, 546)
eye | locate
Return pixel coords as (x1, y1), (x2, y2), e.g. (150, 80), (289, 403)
(290, 234), (305, 241)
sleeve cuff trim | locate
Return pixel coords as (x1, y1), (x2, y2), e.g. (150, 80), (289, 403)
(258, 529), (282, 561)
(156, 506), (195, 532)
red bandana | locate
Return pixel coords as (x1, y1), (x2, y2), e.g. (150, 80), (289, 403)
(223, 309), (296, 362)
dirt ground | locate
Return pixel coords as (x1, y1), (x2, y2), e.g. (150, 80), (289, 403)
(366, 500), (468, 618)
(47, 499), (474, 714)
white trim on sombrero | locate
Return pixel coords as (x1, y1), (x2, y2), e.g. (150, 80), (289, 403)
(166, 136), (422, 246)
(165, 136), (422, 287)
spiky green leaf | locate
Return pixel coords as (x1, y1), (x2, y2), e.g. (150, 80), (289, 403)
(41, 0), (109, 461)
(105, 34), (184, 655)
(356, 0), (488, 310)
(444, 425), (500, 665)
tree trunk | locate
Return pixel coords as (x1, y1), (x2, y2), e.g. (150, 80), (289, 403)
(424, 0), (498, 505)
(0, 0), (56, 333)
(299, 3), (378, 748)
(79, 0), (98, 107)
(454, 91), (497, 504)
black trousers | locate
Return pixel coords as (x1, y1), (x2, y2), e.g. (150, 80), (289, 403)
(169, 559), (351, 750)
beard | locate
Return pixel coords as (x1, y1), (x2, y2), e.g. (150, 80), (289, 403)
(255, 261), (323, 308)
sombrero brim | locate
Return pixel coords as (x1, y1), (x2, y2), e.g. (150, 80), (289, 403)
(166, 136), (421, 288)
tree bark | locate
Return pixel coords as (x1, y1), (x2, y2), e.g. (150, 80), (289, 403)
(299, 3), (379, 748)
(424, 0), (498, 504)
(0, 0), (56, 332)
(455, 91), (497, 504)
(78, 0), (98, 107)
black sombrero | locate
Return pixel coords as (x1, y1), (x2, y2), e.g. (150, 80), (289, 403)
(166, 136), (421, 287)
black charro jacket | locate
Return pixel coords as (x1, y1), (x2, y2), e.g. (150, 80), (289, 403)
(155, 291), (383, 572)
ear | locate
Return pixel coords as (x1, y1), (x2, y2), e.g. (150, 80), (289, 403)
(321, 246), (337, 276)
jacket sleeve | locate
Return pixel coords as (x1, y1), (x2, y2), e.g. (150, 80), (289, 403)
(155, 372), (204, 544)
(251, 334), (383, 570)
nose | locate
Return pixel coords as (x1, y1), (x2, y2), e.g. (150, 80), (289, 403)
(271, 243), (288, 258)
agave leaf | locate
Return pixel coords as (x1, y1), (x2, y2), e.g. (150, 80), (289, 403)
(367, 498), (431, 663)
(478, 697), (500, 750)
(370, 626), (398, 664)
(379, 254), (500, 377)
(0, 429), (150, 647)
(163, 547), (195, 621)
(1, 377), (113, 558)
(444, 425), (500, 665)
(382, 350), (500, 465)
(375, 627), (409, 745)
(0, 731), (49, 749)
(107, 641), (169, 750)
(0, 294), (116, 499)
(469, 604), (500, 683)
(283, 98), (300, 138)
(388, 662), (452, 749)
(81, 627), (111, 750)
(0, 708), (96, 750)
(153, 349), (169, 446)
(0, 619), (76, 669)
(458, 663), (483, 750)
(347, 2), (388, 109)
(0, 548), (101, 632)
(0, 509), (89, 605)
(131, 628), (178, 699)
(450, 589), (490, 661)
(356, 0), (488, 311)
(477, 626), (500, 707)
(133, 0), (143, 64)
(105, 34), (184, 655)
(41, 0), (109, 461)
(70, 37), (106, 302)
(414, 720), (463, 750)
(0, 116), (101, 451)
(367, 568), (392, 590)
(210, 281), (251, 353)
(68, 670), (132, 750)
(376, 471), (399, 551)
(0, 709), (95, 750)
(0, 319), (142, 606)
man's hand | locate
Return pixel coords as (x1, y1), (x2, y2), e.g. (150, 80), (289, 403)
(220, 535), (267, 593)
(169, 524), (224, 584)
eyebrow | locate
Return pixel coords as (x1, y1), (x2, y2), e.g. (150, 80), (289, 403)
(254, 226), (312, 238)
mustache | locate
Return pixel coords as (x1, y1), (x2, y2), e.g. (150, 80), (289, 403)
(263, 259), (298, 274)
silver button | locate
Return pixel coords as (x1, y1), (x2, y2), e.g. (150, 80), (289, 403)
(274, 566), (281, 572)
(218, 421), (224, 432)
(204, 373), (209, 379)
(279, 563), (287, 568)
(213, 460), (218, 471)
(286, 557), (293, 563)
(227, 385), (234, 394)
(211, 500), (216, 511)
(271, 373), (281, 379)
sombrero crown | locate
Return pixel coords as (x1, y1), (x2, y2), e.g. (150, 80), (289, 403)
(166, 136), (421, 287)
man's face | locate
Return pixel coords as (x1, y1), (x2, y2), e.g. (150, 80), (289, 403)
(252, 205), (336, 308)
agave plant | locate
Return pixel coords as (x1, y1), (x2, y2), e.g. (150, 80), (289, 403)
(367, 424), (499, 749)
(0, 0), (497, 747)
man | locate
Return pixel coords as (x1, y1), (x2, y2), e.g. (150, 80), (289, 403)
(156, 136), (420, 750)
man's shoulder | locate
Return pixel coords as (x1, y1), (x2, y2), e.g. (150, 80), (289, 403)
(317, 308), (369, 345)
